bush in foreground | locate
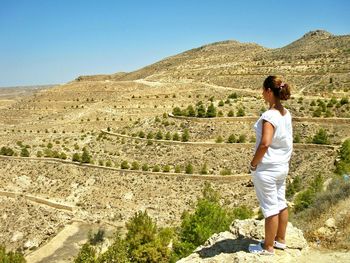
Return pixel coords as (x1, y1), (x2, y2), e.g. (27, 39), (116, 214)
(0, 246), (26, 263)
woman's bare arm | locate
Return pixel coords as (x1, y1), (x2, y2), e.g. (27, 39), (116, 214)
(250, 120), (274, 168)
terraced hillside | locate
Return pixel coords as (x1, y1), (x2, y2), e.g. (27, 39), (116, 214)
(0, 30), (349, 262)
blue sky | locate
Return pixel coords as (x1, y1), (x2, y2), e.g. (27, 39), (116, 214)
(0, 0), (349, 87)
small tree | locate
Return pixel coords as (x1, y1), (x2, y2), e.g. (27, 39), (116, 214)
(172, 132), (180, 141)
(228, 92), (237, 99)
(131, 161), (140, 170)
(172, 107), (182, 116)
(74, 243), (96, 263)
(196, 104), (206, 118)
(156, 130), (163, 140)
(215, 136), (223, 143)
(181, 129), (190, 142)
(186, 105), (196, 117)
(138, 131), (145, 138)
(165, 132), (171, 140)
(175, 165), (182, 173)
(312, 128), (330, 144)
(152, 165), (160, 172)
(206, 103), (216, 118)
(0, 245), (26, 263)
(20, 148), (30, 157)
(81, 148), (92, 163)
(185, 163), (193, 174)
(200, 163), (208, 175)
(142, 163), (149, 171)
(121, 160), (130, 169)
(237, 134), (246, 143)
(227, 134), (236, 143)
(72, 153), (81, 162)
(236, 107), (245, 117)
(163, 165), (170, 173)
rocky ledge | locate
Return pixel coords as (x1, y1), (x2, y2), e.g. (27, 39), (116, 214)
(177, 219), (308, 263)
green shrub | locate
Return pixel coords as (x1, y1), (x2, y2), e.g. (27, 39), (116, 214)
(236, 107), (245, 117)
(152, 165), (160, 172)
(0, 146), (14, 156)
(200, 163), (208, 175)
(172, 132), (180, 141)
(72, 153), (81, 162)
(181, 129), (189, 142)
(294, 174), (324, 213)
(172, 182), (243, 261)
(220, 168), (231, 175)
(293, 134), (301, 143)
(96, 234), (129, 262)
(215, 136), (223, 143)
(185, 163), (193, 174)
(81, 148), (92, 163)
(186, 105), (196, 117)
(237, 134), (246, 143)
(131, 161), (140, 170)
(196, 104), (206, 117)
(105, 160), (112, 167)
(138, 131), (145, 138)
(36, 151), (43, 157)
(88, 228), (105, 246)
(121, 161), (130, 169)
(232, 205), (254, 219)
(165, 132), (171, 140)
(0, 245), (26, 263)
(227, 110), (234, 117)
(286, 175), (302, 199)
(125, 211), (171, 263)
(227, 134), (236, 143)
(228, 92), (237, 99)
(60, 152), (67, 160)
(312, 128), (330, 144)
(175, 165), (181, 173)
(206, 103), (216, 118)
(74, 243), (96, 263)
(340, 97), (349, 105)
(218, 100), (224, 107)
(172, 107), (182, 116)
(142, 163), (149, 171)
(335, 139), (350, 175)
(147, 132), (154, 140)
(163, 165), (170, 172)
(156, 130), (163, 140)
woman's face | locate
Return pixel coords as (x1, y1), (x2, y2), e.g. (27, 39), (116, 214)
(262, 87), (270, 102)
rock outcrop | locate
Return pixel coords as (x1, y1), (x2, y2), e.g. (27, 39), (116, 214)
(178, 219), (308, 263)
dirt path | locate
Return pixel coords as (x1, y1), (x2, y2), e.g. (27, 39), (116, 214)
(25, 222), (82, 263)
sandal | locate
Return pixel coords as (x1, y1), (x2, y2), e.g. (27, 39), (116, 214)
(260, 240), (286, 250)
(248, 243), (275, 255)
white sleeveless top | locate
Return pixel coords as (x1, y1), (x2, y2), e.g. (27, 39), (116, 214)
(254, 109), (293, 165)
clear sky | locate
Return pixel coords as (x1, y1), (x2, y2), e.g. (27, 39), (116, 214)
(0, 0), (349, 87)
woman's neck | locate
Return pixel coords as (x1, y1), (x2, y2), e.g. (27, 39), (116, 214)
(269, 100), (283, 110)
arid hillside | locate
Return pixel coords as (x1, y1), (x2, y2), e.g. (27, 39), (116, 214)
(0, 30), (349, 262)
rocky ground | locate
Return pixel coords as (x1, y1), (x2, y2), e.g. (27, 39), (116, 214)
(0, 30), (349, 261)
(178, 219), (350, 263)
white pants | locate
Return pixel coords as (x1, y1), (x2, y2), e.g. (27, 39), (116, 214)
(252, 163), (289, 218)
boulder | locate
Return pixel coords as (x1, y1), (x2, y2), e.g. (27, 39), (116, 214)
(177, 219), (308, 263)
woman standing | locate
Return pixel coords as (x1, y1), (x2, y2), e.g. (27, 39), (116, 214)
(248, 76), (293, 255)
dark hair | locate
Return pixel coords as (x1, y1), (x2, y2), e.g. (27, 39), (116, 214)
(263, 75), (291, 100)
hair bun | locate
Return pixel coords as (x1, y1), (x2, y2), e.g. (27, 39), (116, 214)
(280, 83), (291, 100)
